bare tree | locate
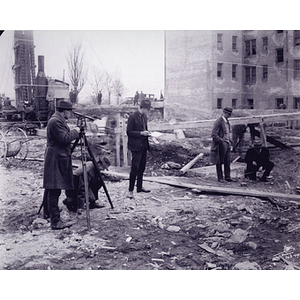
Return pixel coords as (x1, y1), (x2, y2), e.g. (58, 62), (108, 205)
(66, 40), (87, 103)
(90, 67), (104, 104)
(113, 76), (124, 105)
(104, 71), (114, 104)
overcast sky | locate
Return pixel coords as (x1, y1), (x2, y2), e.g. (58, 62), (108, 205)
(0, 30), (164, 102)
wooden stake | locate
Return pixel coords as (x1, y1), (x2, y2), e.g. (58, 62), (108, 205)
(180, 153), (204, 174)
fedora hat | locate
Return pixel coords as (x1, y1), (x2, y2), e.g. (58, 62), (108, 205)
(253, 140), (262, 147)
(56, 100), (73, 110)
(223, 107), (233, 114)
(140, 99), (151, 110)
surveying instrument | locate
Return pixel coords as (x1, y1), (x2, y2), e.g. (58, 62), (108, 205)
(71, 112), (114, 230)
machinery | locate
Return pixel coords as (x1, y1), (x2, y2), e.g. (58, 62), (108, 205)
(1, 30), (69, 123)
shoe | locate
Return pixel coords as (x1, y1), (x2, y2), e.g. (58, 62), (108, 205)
(225, 178), (236, 182)
(89, 202), (105, 209)
(43, 213), (50, 220)
(218, 179), (226, 183)
(51, 220), (73, 230)
(137, 188), (151, 193)
(127, 191), (134, 199)
(260, 177), (269, 182)
(63, 198), (77, 212)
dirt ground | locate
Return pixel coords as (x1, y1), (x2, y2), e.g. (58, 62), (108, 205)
(1, 120), (300, 272)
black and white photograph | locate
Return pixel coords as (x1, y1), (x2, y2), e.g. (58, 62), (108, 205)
(0, 2), (299, 299)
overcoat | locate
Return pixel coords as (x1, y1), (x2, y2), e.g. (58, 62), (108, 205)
(210, 116), (231, 165)
(43, 112), (79, 189)
(127, 110), (149, 152)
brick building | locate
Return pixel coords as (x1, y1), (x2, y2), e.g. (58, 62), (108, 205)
(164, 30), (300, 116)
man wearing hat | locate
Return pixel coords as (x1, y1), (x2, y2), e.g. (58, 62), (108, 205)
(43, 100), (80, 229)
(244, 139), (274, 182)
(210, 107), (236, 182)
(126, 99), (152, 198)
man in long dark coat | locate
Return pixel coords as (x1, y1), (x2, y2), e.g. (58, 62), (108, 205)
(43, 100), (80, 230)
(126, 99), (151, 199)
(210, 107), (235, 182)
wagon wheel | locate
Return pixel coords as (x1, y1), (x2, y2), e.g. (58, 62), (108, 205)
(4, 127), (29, 160)
(0, 130), (7, 163)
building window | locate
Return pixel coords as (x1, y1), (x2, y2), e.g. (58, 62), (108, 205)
(247, 99), (254, 109)
(276, 48), (284, 63)
(262, 37), (268, 50)
(276, 98), (284, 109)
(262, 65), (268, 80)
(217, 98), (223, 109)
(277, 30), (284, 34)
(245, 39), (256, 56)
(232, 99), (237, 109)
(217, 63), (223, 78)
(294, 98), (300, 109)
(294, 59), (300, 78)
(245, 66), (256, 83)
(294, 30), (300, 46)
(217, 34), (223, 50)
(232, 36), (237, 51)
(232, 64), (237, 79)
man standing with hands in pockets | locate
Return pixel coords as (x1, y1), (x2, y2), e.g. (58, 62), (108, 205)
(210, 106), (236, 183)
(126, 99), (152, 199)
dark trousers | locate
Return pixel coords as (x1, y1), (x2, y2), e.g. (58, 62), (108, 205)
(246, 161), (274, 180)
(216, 142), (231, 180)
(129, 148), (147, 191)
(65, 170), (102, 209)
(44, 189), (62, 224)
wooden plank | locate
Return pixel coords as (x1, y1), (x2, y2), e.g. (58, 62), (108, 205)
(180, 153), (204, 174)
(115, 113), (120, 167)
(148, 112), (300, 131)
(101, 170), (300, 201)
(259, 122), (267, 147)
(122, 118), (128, 167)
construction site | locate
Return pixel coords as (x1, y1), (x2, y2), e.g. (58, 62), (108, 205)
(1, 30), (300, 272)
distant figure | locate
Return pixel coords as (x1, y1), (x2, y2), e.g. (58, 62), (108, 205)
(134, 91), (139, 105)
(139, 91), (145, 101)
(244, 139), (274, 182)
(160, 90), (164, 99)
(279, 103), (286, 109)
(97, 91), (102, 105)
(47, 100), (55, 121)
(69, 89), (76, 105)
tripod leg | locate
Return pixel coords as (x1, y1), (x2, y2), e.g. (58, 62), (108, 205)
(82, 161), (91, 231)
(81, 137), (91, 231)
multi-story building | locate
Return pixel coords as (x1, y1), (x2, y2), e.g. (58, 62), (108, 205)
(164, 30), (300, 116)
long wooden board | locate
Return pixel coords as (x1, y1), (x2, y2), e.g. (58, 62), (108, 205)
(102, 170), (300, 202)
(148, 112), (300, 131)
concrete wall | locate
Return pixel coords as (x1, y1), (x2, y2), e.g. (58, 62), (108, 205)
(210, 30), (243, 109)
(165, 30), (213, 119)
(165, 30), (300, 119)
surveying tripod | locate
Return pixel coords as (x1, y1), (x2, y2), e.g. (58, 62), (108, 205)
(71, 112), (114, 230)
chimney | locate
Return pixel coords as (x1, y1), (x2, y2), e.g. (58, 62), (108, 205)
(38, 55), (45, 73)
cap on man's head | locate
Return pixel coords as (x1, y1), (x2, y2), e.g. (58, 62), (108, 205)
(56, 100), (73, 111)
(223, 107), (233, 114)
(253, 140), (262, 147)
(140, 99), (151, 110)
